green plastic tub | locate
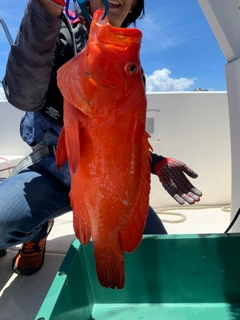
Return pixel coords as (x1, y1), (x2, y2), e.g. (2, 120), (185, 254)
(35, 234), (240, 320)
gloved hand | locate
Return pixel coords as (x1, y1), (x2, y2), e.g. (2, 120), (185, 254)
(154, 158), (202, 205)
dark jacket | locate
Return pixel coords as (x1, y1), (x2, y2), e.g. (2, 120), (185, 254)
(3, 0), (89, 146)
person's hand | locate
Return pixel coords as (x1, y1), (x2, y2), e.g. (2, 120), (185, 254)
(154, 158), (202, 205)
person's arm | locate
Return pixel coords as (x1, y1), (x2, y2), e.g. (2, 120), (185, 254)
(150, 153), (165, 173)
(39, 0), (62, 17)
(2, 0), (63, 112)
(143, 69), (202, 204)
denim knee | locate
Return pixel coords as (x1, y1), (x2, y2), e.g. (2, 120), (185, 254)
(143, 206), (167, 234)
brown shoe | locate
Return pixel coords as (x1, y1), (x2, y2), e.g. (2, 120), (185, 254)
(12, 220), (54, 275)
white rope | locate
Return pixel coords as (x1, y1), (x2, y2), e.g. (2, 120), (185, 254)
(155, 204), (230, 223)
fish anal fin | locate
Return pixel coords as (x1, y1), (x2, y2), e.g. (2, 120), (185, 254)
(56, 127), (67, 169)
(93, 239), (125, 289)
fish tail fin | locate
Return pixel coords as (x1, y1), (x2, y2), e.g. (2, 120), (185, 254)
(56, 127), (68, 169)
(93, 238), (125, 289)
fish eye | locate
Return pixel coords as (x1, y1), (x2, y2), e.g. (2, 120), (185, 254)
(124, 62), (138, 75)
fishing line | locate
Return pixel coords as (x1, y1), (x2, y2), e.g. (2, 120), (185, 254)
(54, 218), (73, 223)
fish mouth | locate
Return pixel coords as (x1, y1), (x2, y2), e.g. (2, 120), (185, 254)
(93, 8), (142, 43)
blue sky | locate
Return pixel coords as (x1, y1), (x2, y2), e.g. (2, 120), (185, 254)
(0, 0), (227, 99)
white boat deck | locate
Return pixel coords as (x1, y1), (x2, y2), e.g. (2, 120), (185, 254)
(0, 205), (232, 320)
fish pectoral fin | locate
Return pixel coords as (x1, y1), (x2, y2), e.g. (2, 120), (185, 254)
(56, 127), (68, 169)
(67, 120), (82, 175)
(93, 238), (125, 289)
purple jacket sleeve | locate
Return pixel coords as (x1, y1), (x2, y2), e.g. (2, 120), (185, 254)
(150, 153), (166, 174)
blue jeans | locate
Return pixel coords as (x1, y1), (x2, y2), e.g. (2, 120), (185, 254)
(0, 159), (167, 249)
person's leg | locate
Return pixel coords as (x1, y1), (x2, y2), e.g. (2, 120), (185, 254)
(143, 206), (167, 234)
(0, 163), (71, 274)
(0, 163), (71, 249)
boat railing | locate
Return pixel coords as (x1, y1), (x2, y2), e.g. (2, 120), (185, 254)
(0, 17), (13, 84)
(0, 17), (13, 46)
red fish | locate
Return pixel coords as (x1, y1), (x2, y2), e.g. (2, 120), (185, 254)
(56, 9), (152, 289)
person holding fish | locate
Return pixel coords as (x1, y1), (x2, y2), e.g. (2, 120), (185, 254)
(0, 0), (202, 283)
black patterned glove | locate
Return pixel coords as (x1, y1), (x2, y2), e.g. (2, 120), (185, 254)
(154, 158), (202, 205)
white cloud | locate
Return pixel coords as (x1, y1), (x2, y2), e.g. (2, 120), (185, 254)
(0, 69), (196, 98)
(0, 86), (6, 100)
(146, 68), (196, 92)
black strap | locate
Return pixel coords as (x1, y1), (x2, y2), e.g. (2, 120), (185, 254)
(48, 145), (57, 157)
